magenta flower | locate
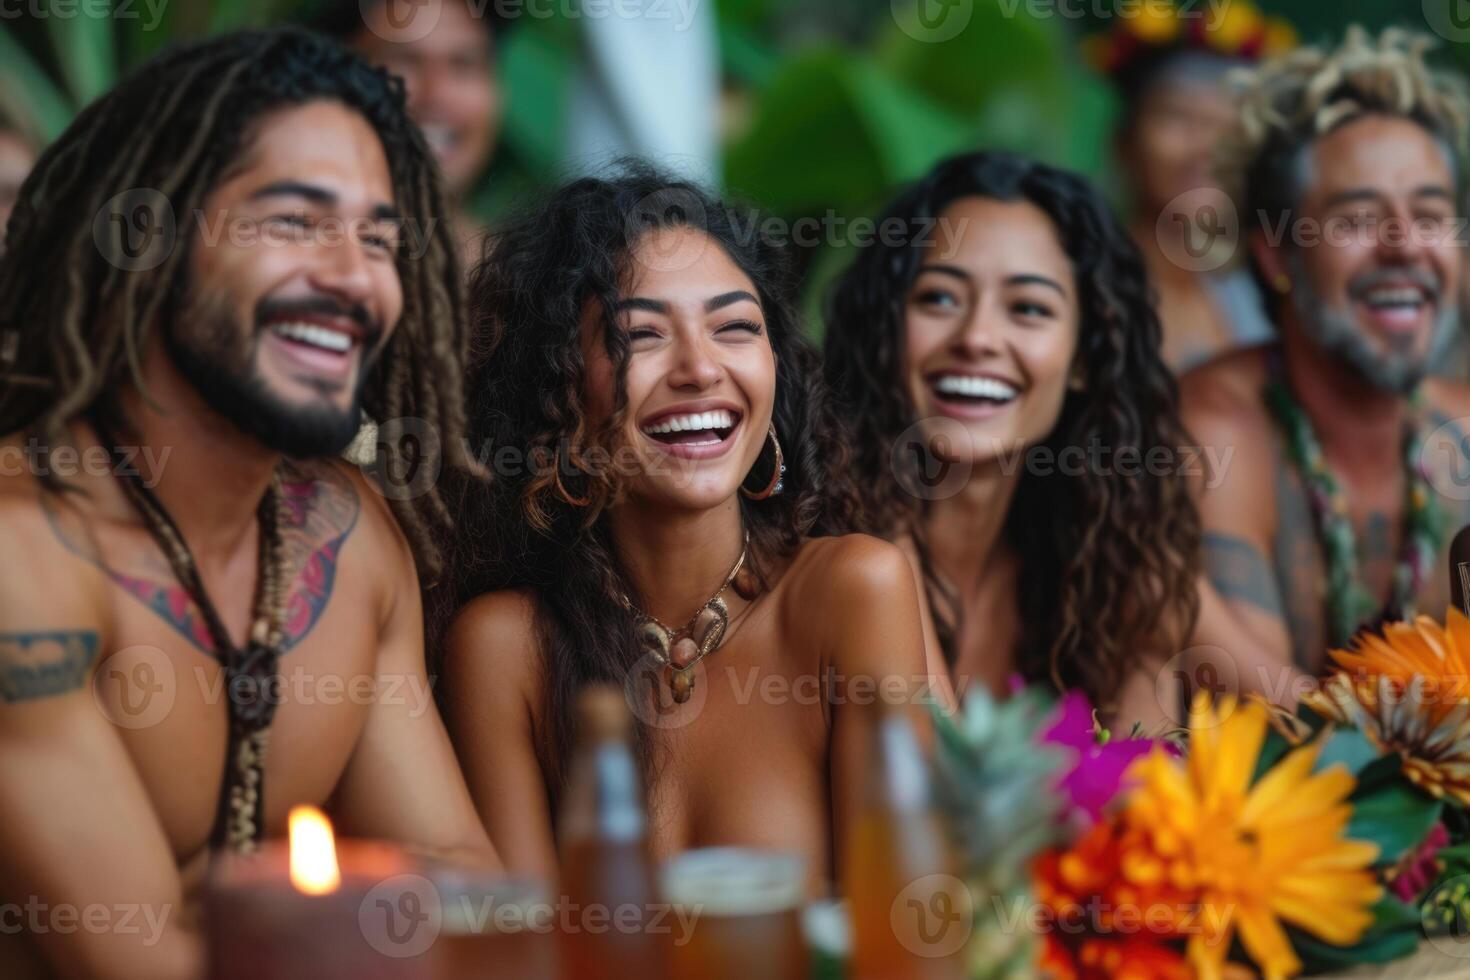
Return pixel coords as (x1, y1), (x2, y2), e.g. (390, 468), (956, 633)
(1041, 691), (1159, 823)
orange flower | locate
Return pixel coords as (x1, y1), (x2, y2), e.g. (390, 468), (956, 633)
(1306, 609), (1470, 806)
(1124, 696), (1381, 980)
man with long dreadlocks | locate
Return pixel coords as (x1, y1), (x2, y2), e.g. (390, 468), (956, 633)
(0, 29), (495, 977)
(1185, 28), (1470, 689)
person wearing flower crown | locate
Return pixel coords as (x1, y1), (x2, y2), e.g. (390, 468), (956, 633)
(1092, 0), (1294, 373)
(1185, 27), (1470, 684)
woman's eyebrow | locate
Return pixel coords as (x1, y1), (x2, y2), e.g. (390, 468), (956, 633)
(705, 289), (759, 312)
(1006, 273), (1068, 297)
(614, 297), (669, 314)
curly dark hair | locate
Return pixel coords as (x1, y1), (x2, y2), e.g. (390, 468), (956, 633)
(437, 163), (863, 798)
(823, 151), (1200, 710)
(0, 27), (478, 579)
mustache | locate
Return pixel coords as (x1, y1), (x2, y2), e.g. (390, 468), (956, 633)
(255, 295), (383, 343)
(1348, 266), (1442, 302)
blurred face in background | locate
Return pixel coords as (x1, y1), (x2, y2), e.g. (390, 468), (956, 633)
(0, 128), (37, 252)
(1121, 54), (1237, 220)
(902, 196), (1080, 470)
(1261, 114), (1461, 395)
(355, 0), (499, 199)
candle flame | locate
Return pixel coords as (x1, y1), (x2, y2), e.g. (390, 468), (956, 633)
(288, 805), (341, 896)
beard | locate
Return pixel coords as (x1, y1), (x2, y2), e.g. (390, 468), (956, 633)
(1285, 254), (1459, 396)
(165, 286), (378, 458)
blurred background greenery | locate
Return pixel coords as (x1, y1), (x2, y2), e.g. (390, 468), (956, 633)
(1, 0), (1465, 320)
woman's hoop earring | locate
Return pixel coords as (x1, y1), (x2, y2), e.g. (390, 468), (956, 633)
(741, 424), (785, 500)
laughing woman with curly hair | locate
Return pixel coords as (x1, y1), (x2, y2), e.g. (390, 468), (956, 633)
(824, 152), (1202, 729)
(435, 165), (935, 889)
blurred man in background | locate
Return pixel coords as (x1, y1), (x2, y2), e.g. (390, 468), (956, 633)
(315, 0), (502, 261)
(1185, 28), (1470, 682)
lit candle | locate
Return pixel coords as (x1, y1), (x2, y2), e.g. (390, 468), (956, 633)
(205, 806), (438, 979)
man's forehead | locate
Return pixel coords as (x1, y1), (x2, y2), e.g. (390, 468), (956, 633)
(1305, 114), (1456, 200)
(226, 101), (395, 203)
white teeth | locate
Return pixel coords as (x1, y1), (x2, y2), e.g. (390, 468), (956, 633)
(933, 375), (1019, 401)
(269, 321), (353, 354)
(1364, 287), (1425, 308)
(641, 409), (737, 436)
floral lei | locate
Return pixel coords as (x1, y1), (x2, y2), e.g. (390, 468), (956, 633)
(1264, 375), (1443, 648)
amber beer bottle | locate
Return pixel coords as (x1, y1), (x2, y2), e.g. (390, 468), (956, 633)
(844, 702), (967, 980)
(557, 686), (669, 979)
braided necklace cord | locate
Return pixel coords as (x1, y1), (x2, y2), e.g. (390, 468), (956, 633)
(1264, 376), (1443, 648)
(92, 417), (289, 855)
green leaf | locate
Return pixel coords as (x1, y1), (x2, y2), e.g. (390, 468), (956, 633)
(0, 20), (74, 141)
(46, 0), (119, 107)
(1250, 723), (1292, 785)
(499, 24), (571, 174)
(1347, 778), (1442, 865)
(1289, 894), (1422, 972)
(1314, 726), (1382, 777)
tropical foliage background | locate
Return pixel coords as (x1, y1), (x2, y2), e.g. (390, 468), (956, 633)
(1, 0), (1464, 317)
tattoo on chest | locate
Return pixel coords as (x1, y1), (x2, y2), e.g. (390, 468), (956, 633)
(43, 462), (360, 659)
(0, 631), (99, 703)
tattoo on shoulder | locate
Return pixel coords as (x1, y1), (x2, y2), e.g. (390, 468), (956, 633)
(1203, 531), (1285, 619)
(0, 631), (99, 703)
(40, 461), (360, 659)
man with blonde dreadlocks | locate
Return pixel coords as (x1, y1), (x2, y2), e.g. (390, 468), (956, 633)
(1183, 28), (1470, 696)
(0, 29), (496, 978)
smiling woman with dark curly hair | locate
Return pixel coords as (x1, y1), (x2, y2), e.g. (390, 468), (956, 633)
(434, 164), (937, 889)
(824, 151), (1202, 729)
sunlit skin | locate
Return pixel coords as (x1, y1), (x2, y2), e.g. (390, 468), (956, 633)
(443, 226), (931, 893)
(1122, 71), (1244, 370)
(354, 0), (499, 200)
(0, 129), (36, 250)
(896, 196), (1171, 728)
(1185, 113), (1470, 697)
(0, 101), (495, 980)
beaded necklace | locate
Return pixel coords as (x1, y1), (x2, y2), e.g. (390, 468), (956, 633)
(95, 418), (289, 854)
(1263, 375), (1442, 647)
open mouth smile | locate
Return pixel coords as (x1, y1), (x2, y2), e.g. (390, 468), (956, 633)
(639, 407), (744, 460)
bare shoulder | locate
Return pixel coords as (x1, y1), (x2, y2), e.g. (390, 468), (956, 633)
(784, 533), (915, 602)
(1179, 344), (1273, 439)
(441, 589), (543, 712)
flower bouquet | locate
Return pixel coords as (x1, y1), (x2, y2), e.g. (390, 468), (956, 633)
(934, 664), (1449, 979)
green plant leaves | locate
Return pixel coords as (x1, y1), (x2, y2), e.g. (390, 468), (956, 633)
(1290, 894), (1423, 972)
